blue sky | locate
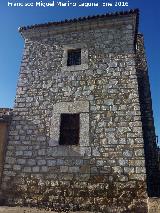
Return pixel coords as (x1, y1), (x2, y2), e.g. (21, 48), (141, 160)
(0, 0), (159, 141)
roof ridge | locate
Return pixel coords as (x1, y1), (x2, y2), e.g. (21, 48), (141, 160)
(19, 9), (139, 32)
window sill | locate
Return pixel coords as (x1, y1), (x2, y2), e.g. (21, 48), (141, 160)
(61, 63), (88, 72)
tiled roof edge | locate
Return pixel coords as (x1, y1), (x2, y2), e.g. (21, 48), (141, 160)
(19, 9), (139, 32)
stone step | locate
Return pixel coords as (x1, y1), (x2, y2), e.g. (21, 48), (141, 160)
(0, 207), (92, 213)
(0, 198), (160, 213)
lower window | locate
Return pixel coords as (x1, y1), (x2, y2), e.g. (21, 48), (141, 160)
(59, 113), (80, 145)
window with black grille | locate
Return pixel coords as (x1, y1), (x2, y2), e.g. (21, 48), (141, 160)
(67, 49), (81, 66)
(59, 113), (80, 145)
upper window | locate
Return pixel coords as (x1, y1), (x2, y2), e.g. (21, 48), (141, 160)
(61, 44), (88, 71)
(59, 113), (80, 145)
(67, 49), (81, 66)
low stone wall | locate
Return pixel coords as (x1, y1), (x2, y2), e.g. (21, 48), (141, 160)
(0, 108), (12, 188)
(148, 198), (160, 213)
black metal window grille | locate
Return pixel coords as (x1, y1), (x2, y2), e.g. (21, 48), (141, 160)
(67, 49), (81, 66)
(59, 113), (80, 145)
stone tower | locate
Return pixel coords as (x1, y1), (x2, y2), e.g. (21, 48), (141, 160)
(0, 9), (158, 212)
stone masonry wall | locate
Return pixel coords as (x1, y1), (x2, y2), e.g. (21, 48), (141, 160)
(136, 34), (160, 197)
(1, 12), (148, 212)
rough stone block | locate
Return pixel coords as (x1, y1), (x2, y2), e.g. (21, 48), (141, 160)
(37, 160), (46, 166)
